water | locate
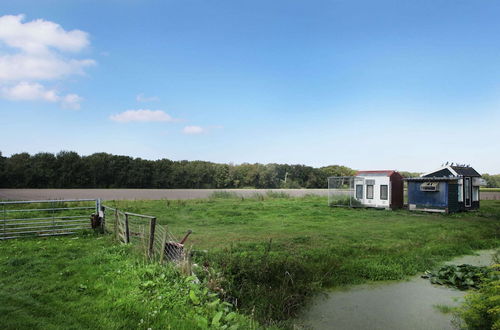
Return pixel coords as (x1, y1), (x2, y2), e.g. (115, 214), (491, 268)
(300, 250), (497, 330)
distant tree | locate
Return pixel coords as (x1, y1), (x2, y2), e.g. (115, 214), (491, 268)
(320, 165), (356, 178)
(3, 150), (439, 189)
(398, 171), (422, 178)
(482, 174), (500, 188)
(56, 151), (84, 188)
(0, 151), (6, 187)
(5, 153), (32, 188)
(30, 152), (57, 188)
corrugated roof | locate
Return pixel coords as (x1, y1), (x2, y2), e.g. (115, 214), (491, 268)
(405, 176), (460, 182)
(450, 166), (481, 177)
(355, 170), (395, 177)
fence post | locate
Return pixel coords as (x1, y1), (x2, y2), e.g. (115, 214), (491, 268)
(159, 228), (168, 263)
(96, 199), (101, 215)
(100, 204), (105, 233)
(2, 204), (5, 237)
(148, 217), (156, 259)
(124, 213), (130, 243)
(114, 208), (119, 240)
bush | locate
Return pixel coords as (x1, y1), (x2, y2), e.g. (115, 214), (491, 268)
(455, 262), (500, 329)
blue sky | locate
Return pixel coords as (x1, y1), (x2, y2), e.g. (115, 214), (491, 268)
(1, 0), (499, 173)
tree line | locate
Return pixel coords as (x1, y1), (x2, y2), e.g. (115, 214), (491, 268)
(0, 151), (356, 189)
(1, 151), (497, 189)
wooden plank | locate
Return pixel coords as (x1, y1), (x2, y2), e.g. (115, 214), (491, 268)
(114, 208), (119, 240)
(148, 217), (156, 259)
(124, 213), (130, 243)
(159, 228), (168, 263)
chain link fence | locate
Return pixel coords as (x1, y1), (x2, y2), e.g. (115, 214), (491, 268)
(328, 176), (364, 207)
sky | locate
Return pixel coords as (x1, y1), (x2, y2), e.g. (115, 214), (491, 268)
(0, 0), (499, 173)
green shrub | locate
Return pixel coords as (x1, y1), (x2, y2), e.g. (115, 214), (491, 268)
(456, 272), (500, 329)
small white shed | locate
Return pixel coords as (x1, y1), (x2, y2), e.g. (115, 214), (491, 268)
(354, 170), (404, 209)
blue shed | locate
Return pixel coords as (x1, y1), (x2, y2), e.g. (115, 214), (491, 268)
(405, 165), (486, 213)
(406, 177), (460, 213)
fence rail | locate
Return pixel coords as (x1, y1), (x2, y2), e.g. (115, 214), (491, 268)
(0, 199), (99, 240)
(102, 204), (187, 263)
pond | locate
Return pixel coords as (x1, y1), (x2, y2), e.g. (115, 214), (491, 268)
(300, 250), (497, 330)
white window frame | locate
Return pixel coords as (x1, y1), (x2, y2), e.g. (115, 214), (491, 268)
(464, 177), (471, 207)
(366, 184), (374, 199)
(380, 185), (388, 200)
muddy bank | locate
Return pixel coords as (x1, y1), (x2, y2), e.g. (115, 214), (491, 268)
(300, 250), (498, 330)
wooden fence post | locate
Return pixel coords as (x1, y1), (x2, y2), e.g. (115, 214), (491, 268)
(124, 213), (130, 244)
(159, 228), (168, 263)
(114, 209), (119, 240)
(100, 205), (105, 233)
(148, 217), (156, 259)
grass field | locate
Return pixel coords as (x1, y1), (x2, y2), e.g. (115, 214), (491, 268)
(1, 195), (499, 328)
(0, 233), (255, 330)
(481, 187), (500, 192)
(105, 195), (500, 324)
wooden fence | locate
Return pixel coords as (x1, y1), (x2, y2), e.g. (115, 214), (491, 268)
(102, 205), (184, 263)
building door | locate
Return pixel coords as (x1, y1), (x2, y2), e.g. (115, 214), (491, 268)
(464, 177), (471, 207)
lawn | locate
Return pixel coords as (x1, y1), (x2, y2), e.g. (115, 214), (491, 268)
(1, 195), (499, 328)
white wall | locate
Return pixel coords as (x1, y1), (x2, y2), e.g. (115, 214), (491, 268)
(356, 176), (391, 209)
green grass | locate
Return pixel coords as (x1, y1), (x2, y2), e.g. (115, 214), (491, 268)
(433, 304), (455, 314)
(2, 196), (499, 328)
(104, 196), (500, 324)
(481, 187), (500, 192)
(0, 233), (256, 330)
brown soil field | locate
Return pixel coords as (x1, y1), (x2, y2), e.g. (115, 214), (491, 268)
(0, 189), (329, 201)
(1, 189), (498, 201)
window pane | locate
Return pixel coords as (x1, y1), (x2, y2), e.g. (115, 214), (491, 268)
(366, 185), (374, 199)
(356, 184), (363, 199)
(380, 185), (388, 200)
(472, 186), (479, 202)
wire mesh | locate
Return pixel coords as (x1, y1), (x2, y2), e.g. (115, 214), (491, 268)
(102, 205), (186, 264)
(328, 176), (365, 207)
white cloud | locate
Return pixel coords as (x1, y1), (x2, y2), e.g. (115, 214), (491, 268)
(136, 93), (159, 102)
(1, 82), (58, 101)
(0, 54), (94, 82)
(61, 93), (83, 110)
(0, 14), (89, 53)
(183, 125), (206, 135)
(1, 81), (83, 109)
(110, 109), (176, 123)
(0, 14), (93, 109)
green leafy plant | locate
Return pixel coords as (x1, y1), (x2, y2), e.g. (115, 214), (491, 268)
(454, 264), (500, 329)
(423, 264), (499, 290)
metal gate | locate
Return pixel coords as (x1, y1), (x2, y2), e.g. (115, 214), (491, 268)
(0, 199), (99, 240)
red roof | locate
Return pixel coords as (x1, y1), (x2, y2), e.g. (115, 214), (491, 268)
(355, 170), (396, 177)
